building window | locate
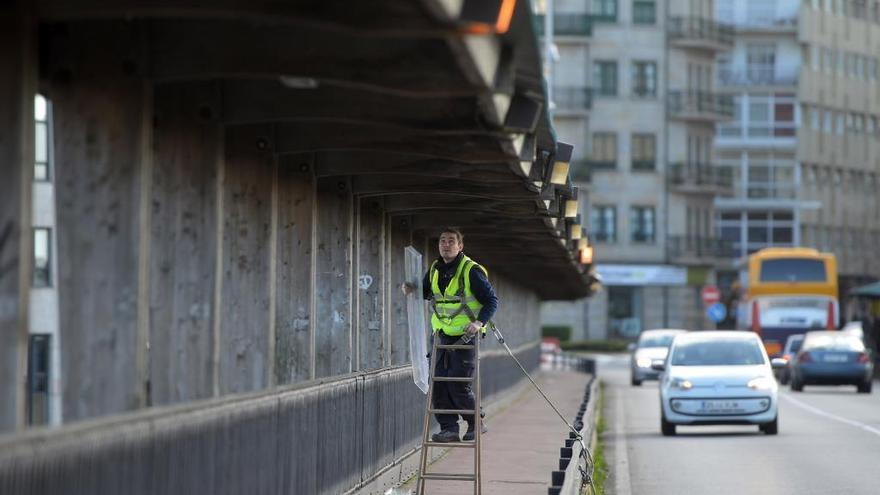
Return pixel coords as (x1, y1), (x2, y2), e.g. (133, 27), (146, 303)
(630, 206), (655, 243)
(34, 95), (50, 181)
(633, 0), (656, 24)
(593, 0), (618, 21)
(631, 61), (657, 97)
(590, 205), (617, 242)
(631, 133), (656, 171)
(746, 43), (776, 84)
(27, 334), (51, 426)
(590, 132), (618, 169)
(593, 60), (618, 96)
(608, 286), (642, 338)
(33, 228), (51, 288)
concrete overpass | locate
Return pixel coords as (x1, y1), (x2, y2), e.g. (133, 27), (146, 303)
(0, 1), (596, 493)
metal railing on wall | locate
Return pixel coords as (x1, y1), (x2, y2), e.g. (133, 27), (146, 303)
(0, 343), (540, 495)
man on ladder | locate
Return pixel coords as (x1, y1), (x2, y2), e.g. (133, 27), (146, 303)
(404, 227), (498, 442)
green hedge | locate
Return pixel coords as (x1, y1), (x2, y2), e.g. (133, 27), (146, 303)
(541, 325), (572, 342)
(560, 339), (630, 353)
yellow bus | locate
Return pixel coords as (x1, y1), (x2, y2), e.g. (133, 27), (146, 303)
(738, 247), (838, 357)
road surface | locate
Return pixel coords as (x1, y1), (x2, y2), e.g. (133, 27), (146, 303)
(597, 353), (880, 495)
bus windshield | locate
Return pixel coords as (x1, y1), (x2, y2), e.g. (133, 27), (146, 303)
(760, 258), (826, 283)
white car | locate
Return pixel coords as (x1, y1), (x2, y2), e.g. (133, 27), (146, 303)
(655, 331), (786, 436)
(629, 329), (688, 386)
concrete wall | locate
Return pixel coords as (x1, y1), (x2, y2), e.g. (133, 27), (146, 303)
(0, 12), (35, 432)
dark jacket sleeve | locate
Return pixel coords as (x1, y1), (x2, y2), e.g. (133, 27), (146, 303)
(469, 267), (498, 323)
(422, 271), (431, 301)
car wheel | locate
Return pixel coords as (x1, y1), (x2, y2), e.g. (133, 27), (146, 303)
(857, 380), (873, 394)
(760, 416), (778, 435)
(631, 376), (642, 386)
(779, 370), (789, 386)
(791, 377), (803, 392)
(661, 412), (676, 436)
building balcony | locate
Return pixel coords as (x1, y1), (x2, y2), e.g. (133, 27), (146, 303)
(535, 13), (592, 37)
(667, 162), (733, 195)
(667, 90), (733, 122)
(717, 67), (798, 88)
(553, 86), (592, 111)
(730, 16), (797, 33)
(667, 16), (734, 52)
(667, 236), (736, 265)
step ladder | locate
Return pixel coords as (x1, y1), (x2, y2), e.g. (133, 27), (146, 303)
(415, 333), (483, 495)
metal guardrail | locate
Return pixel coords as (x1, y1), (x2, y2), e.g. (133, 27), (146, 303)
(667, 16), (734, 46)
(535, 14), (592, 36)
(667, 90), (734, 119)
(667, 235), (736, 260)
(554, 86), (592, 110)
(667, 162), (733, 189)
(0, 344), (540, 495)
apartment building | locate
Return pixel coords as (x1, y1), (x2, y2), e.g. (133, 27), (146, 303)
(540, 0), (733, 339)
(714, 0), (880, 301)
(30, 94), (62, 426)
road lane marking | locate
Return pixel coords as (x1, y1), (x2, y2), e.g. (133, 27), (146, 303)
(781, 393), (880, 438)
(614, 385), (633, 495)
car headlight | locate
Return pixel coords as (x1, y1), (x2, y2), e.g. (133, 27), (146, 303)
(747, 377), (775, 390)
(670, 378), (693, 390)
(636, 357), (653, 368)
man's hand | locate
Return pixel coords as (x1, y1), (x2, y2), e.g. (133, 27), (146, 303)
(400, 282), (415, 296)
(465, 321), (484, 336)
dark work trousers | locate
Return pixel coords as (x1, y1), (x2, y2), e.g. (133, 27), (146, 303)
(432, 332), (476, 431)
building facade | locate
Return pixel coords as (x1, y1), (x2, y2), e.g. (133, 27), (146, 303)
(542, 0), (732, 339)
(715, 0), (880, 307)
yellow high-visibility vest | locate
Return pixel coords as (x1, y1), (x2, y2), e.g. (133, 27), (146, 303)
(429, 254), (487, 336)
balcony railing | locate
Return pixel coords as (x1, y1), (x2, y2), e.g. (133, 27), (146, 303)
(667, 90), (734, 120)
(535, 13), (592, 36)
(667, 236), (736, 262)
(731, 16), (797, 31)
(553, 86), (592, 110)
(667, 16), (734, 49)
(717, 67), (798, 87)
(667, 162), (733, 191)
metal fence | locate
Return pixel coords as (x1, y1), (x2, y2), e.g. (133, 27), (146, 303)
(0, 342), (539, 495)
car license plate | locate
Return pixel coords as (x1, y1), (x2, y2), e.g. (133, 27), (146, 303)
(699, 400), (742, 413)
(823, 354), (847, 363)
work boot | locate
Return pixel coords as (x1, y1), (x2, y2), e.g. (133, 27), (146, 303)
(431, 429), (460, 443)
(462, 422), (488, 441)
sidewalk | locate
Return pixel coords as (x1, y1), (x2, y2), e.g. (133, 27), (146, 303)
(400, 368), (590, 494)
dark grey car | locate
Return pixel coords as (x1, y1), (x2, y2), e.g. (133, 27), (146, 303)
(790, 331), (874, 393)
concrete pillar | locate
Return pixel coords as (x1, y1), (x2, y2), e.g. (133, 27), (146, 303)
(274, 155), (315, 384)
(218, 124), (275, 394)
(314, 176), (353, 378)
(387, 216), (411, 365)
(50, 22), (152, 421)
(148, 83), (222, 405)
(0, 8), (35, 431)
(356, 197), (385, 371)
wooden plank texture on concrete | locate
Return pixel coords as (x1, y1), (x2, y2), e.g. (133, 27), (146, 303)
(357, 197), (385, 371)
(274, 155), (315, 384)
(218, 124), (274, 394)
(149, 82), (221, 405)
(314, 176), (353, 378)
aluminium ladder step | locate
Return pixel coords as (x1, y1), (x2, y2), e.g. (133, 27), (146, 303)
(428, 408), (477, 415)
(432, 376), (475, 382)
(420, 473), (477, 482)
(423, 441), (476, 448)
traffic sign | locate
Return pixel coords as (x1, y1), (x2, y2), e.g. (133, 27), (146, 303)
(707, 303), (727, 323)
(701, 286), (721, 306)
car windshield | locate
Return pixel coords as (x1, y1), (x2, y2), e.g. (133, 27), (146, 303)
(803, 335), (865, 352)
(670, 339), (766, 366)
(639, 334), (676, 348)
(786, 337), (803, 354)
